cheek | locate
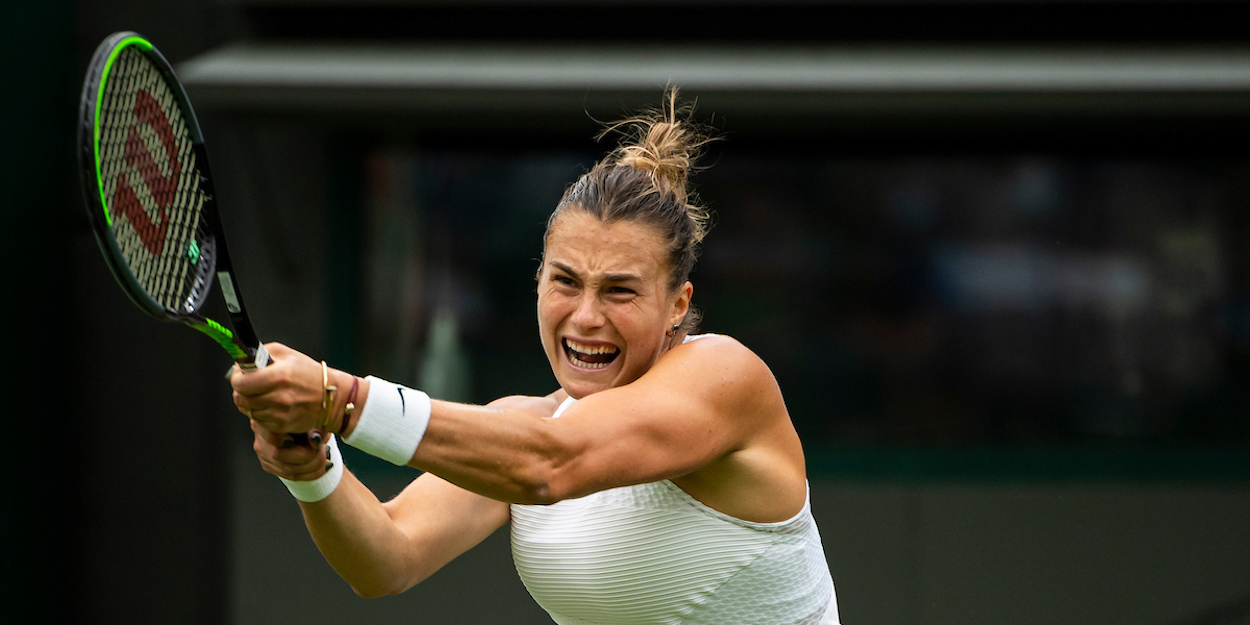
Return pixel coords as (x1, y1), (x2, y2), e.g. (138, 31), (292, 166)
(612, 308), (659, 354)
(537, 292), (572, 341)
(537, 304), (556, 346)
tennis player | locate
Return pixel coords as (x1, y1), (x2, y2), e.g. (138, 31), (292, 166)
(232, 90), (839, 624)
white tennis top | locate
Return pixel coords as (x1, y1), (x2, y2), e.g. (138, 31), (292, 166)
(510, 392), (839, 624)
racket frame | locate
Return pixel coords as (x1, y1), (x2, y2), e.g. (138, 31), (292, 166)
(78, 31), (269, 370)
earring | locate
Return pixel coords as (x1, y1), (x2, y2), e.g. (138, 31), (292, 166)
(668, 323), (680, 336)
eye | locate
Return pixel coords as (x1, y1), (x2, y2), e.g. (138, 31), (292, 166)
(607, 286), (636, 296)
(553, 275), (576, 287)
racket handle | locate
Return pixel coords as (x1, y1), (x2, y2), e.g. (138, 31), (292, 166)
(237, 343), (271, 372)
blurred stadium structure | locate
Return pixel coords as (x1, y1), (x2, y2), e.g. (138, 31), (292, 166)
(6, 1), (1250, 624)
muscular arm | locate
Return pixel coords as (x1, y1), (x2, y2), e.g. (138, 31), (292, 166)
(410, 336), (790, 507)
(297, 469), (509, 598)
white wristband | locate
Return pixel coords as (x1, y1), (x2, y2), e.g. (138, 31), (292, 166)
(279, 434), (344, 503)
(342, 376), (430, 466)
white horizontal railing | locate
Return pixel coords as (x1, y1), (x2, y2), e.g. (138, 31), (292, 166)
(177, 43), (1250, 115)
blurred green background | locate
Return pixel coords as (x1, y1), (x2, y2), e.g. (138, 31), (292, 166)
(5, 1), (1250, 624)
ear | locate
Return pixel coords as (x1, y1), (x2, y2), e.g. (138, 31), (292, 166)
(669, 281), (693, 327)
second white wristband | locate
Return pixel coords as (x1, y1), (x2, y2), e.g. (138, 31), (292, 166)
(342, 376), (431, 466)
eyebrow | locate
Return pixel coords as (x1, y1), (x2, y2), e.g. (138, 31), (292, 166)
(550, 261), (643, 284)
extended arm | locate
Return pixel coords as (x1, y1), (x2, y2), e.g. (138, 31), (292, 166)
(236, 336), (800, 521)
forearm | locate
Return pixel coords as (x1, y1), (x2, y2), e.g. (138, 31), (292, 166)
(409, 400), (568, 504)
(298, 470), (422, 598)
(334, 374), (568, 504)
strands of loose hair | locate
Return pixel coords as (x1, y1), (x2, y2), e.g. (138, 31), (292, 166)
(595, 88), (716, 245)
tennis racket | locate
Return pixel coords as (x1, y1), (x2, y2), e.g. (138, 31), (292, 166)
(78, 32), (281, 403)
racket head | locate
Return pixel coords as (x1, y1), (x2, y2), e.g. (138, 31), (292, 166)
(78, 32), (218, 322)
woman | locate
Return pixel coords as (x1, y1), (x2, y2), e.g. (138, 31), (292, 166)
(232, 91), (839, 624)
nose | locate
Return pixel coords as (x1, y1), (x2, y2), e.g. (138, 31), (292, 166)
(571, 291), (605, 331)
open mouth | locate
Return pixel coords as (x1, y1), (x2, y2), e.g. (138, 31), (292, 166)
(563, 338), (620, 370)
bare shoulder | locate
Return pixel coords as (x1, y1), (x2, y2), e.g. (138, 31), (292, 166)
(665, 334), (775, 384)
(650, 334), (782, 410)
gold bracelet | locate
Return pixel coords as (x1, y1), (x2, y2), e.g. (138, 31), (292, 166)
(321, 360), (337, 430)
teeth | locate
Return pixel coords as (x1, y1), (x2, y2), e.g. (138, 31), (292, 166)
(563, 339), (620, 370)
(565, 340), (619, 356)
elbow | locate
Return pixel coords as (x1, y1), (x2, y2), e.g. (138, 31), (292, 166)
(350, 577), (419, 600)
(347, 568), (428, 599)
(511, 424), (587, 505)
(350, 584), (394, 600)
(509, 452), (577, 505)
(516, 458), (586, 505)
(513, 464), (561, 505)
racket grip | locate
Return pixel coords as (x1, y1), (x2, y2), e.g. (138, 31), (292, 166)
(237, 343), (271, 372)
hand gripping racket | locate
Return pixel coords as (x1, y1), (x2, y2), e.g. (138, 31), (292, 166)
(78, 33), (272, 377)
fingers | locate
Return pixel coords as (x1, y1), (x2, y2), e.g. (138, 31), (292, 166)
(230, 343), (295, 395)
(258, 455), (330, 482)
(251, 421), (332, 480)
(230, 343), (325, 433)
(252, 421), (322, 453)
(235, 343), (336, 481)
(234, 388), (300, 432)
(229, 342), (313, 395)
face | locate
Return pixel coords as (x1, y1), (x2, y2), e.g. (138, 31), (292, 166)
(538, 211), (692, 399)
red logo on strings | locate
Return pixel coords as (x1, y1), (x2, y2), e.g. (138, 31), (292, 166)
(111, 89), (181, 256)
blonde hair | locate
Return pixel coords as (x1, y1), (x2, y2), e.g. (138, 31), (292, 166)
(544, 88), (716, 331)
(600, 88), (714, 246)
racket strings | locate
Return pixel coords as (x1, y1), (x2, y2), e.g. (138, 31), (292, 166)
(98, 46), (212, 313)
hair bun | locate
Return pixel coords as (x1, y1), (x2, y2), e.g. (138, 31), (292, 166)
(600, 88), (714, 243)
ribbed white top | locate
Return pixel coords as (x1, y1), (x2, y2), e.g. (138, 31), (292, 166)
(510, 397), (838, 625)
